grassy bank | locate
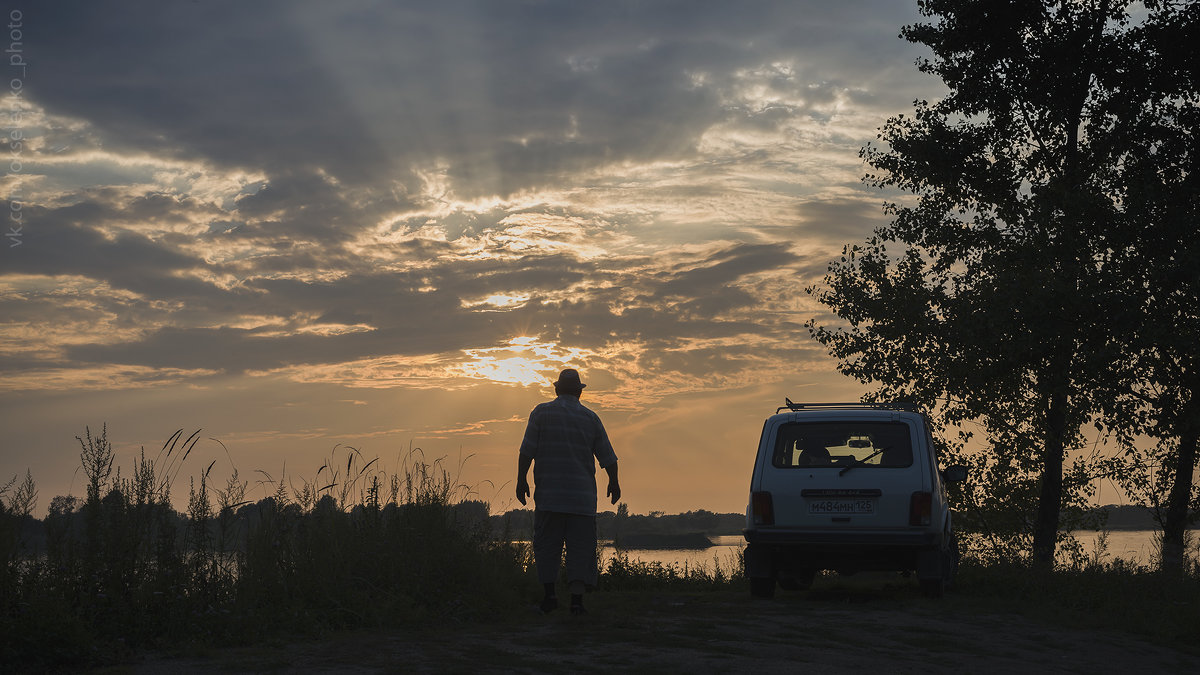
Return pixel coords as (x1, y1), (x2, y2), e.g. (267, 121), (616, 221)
(0, 431), (539, 671)
(2, 429), (1198, 671)
(954, 558), (1200, 647)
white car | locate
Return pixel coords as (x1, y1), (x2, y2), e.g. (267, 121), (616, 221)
(743, 400), (967, 597)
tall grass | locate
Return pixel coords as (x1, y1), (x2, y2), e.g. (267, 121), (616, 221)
(955, 555), (1200, 647)
(0, 429), (535, 670)
(4, 426), (1197, 669)
(601, 549), (745, 592)
(951, 528), (1200, 648)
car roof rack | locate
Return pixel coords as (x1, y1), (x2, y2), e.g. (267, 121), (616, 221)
(777, 398), (923, 414)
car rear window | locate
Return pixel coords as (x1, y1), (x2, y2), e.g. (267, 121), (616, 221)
(771, 421), (913, 469)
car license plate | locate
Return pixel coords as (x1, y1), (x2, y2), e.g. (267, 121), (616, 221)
(808, 499), (873, 515)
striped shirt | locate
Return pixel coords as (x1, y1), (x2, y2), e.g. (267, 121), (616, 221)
(519, 395), (618, 516)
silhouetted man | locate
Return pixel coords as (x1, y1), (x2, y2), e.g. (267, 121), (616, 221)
(516, 368), (620, 615)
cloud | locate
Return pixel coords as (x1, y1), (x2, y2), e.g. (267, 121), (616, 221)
(4, 1), (948, 521)
(8, 200), (210, 296)
(41, 238), (800, 378)
(26, 1), (933, 195)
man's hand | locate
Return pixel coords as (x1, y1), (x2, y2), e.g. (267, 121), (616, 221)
(604, 462), (621, 505)
(516, 454), (533, 506)
(606, 480), (621, 505)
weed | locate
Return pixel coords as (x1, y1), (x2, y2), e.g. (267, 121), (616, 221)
(0, 429), (534, 670)
(599, 550), (744, 592)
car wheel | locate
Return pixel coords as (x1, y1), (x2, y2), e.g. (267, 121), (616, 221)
(921, 532), (958, 598)
(945, 532), (959, 591)
(750, 576), (776, 599)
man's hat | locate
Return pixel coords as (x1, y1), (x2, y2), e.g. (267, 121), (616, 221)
(554, 368), (586, 389)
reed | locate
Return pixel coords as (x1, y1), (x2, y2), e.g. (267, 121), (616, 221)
(0, 429), (535, 670)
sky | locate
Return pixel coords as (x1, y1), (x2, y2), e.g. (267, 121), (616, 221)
(0, 0), (968, 517)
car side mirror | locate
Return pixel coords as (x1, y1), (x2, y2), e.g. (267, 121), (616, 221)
(943, 465), (968, 483)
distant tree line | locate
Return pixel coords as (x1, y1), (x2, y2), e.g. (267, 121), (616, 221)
(493, 503), (746, 542)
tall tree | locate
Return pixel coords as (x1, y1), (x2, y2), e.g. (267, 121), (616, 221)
(808, 0), (1142, 566)
(1093, 2), (1199, 575)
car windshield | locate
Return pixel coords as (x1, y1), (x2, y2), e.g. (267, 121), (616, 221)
(772, 421), (913, 469)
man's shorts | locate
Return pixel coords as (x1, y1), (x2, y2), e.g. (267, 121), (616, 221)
(532, 510), (598, 586)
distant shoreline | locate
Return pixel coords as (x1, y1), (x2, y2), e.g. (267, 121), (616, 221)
(492, 505), (1193, 543)
(1078, 504), (1197, 531)
(609, 532), (715, 549)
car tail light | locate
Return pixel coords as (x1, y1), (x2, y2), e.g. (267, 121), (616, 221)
(909, 491), (932, 526)
(751, 491), (775, 526)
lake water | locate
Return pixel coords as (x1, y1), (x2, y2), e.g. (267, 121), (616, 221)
(1069, 529), (1172, 565)
(602, 530), (1180, 571)
(601, 534), (748, 573)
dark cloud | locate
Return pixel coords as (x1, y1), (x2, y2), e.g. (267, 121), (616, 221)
(27, 1), (928, 198)
(9, 203), (208, 297)
(27, 2), (394, 184)
(796, 197), (887, 242)
(662, 244), (795, 295)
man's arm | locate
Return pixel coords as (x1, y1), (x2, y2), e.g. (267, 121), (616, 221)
(604, 462), (620, 505)
(516, 454), (532, 506)
(516, 408), (540, 506)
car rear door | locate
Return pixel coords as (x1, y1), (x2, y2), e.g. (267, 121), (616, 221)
(756, 414), (927, 531)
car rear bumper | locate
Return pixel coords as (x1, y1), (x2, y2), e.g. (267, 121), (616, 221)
(742, 527), (944, 576)
(743, 528), (940, 547)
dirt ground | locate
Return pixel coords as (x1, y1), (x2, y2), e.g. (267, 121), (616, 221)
(116, 583), (1200, 675)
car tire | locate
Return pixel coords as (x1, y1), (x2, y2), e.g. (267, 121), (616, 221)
(921, 532), (958, 598)
(750, 576), (776, 599)
(945, 532), (959, 591)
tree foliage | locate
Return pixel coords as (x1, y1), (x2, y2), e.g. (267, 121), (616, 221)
(808, 0), (1196, 567)
(1089, 2), (1200, 575)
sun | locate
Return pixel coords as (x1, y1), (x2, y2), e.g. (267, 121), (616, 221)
(456, 337), (593, 387)
(458, 355), (548, 386)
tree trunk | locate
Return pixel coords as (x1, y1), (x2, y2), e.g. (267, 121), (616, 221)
(1161, 386), (1199, 576)
(1029, 8), (1096, 568)
(1033, 382), (1068, 568)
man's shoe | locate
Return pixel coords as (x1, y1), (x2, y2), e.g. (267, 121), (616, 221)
(569, 603), (587, 616)
(539, 596), (559, 614)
